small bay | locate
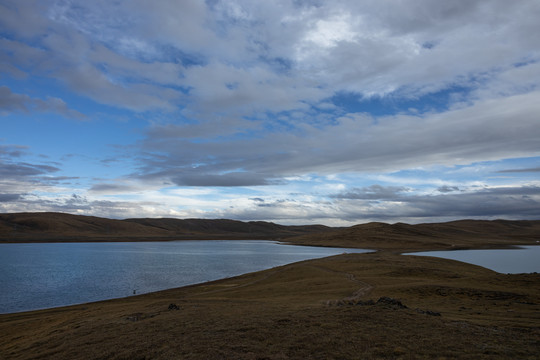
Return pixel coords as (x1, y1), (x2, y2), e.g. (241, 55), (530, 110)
(405, 245), (540, 274)
(0, 240), (369, 314)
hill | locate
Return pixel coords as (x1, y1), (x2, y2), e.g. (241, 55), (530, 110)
(0, 212), (332, 242)
(287, 219), (540, 251)
(1, 212), (539, 251)
(1, 214), (539, 358)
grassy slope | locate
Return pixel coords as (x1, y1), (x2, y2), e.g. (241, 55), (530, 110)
(287, 219), (540, 251)
(1, 217), (539, 359)
(0, 212), (332, 242)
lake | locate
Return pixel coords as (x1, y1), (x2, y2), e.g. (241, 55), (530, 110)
(0, 240), (369, 314)
(405, 245), (540, 274)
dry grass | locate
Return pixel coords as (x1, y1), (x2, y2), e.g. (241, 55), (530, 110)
(0, 212), (332, 242)
(286, 220), (540, 252)
(1, 251), (539, 359)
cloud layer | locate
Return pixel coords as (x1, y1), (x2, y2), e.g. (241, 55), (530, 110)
(1, 0), (539, 224)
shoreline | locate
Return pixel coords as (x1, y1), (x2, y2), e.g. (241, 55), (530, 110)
(3, 243), (537, 317)
(2, 238), (538, 316)
(2, 227), (539, 359)
(0, 240), (372, 315)
(2, 250), (539, 359)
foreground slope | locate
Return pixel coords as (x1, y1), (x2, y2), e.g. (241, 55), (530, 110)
(1, 216), (539, 359)
(1, 252), (538, 359)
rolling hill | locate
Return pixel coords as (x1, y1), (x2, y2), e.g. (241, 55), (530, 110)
(1, 212), (539, 250)
(0, 212), (332, 242)
(287, 219), (540, 251)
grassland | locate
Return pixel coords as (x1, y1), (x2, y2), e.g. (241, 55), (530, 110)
(1, 217), (539, 359)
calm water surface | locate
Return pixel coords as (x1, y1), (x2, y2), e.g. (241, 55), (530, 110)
(0, 240), (369, 314)
(405, 245), (540, 274)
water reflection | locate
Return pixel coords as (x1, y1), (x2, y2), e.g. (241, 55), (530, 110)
(0, 240), (369, 314)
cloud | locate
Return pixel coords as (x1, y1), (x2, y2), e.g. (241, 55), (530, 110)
(0, 161), (59, 179)
(0, 144), (67, 199)
(3, 0), (539, 116)
(136, 91), (540, 185)
(437, 185), (460, 193)
(1, 1), (539, 225)
(497, 167), (540, 173)
(190, 184), (540, 225)
(0, 86), (86, 119)
(0, 194), (21, 202)
(0, 191), (182, 220)
(172, 171), (272, 187)
(89, 183), (142, 195)
(330, 185), (410, 200)
(1, 7), (184, 113)
(330, 185), (540, 223)
(0, 144), (28, 158)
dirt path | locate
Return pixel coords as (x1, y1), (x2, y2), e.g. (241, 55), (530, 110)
(183, 261), (374, 306)
(306, 264), (374, 305)
(183, 267), (289, 297)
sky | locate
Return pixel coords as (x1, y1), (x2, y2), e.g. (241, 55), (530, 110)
(1, 0), (540, 226)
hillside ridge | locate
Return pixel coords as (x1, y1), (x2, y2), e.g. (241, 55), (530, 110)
(1, 212), (539, 249)
(0, 212), (332, 242)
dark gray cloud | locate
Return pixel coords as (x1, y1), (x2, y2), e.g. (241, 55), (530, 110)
(89, 183), (140, 194)
(0, 86), (85, 119)
(0, 144), (63, 195)
(41, 176), (80, 183)
(437, 185), (460, 193)
(331, 185), (540, 222)
(0, 194), (22, 202)
(0, 162), (60, 178)
(0, 144), (27, 158)
(172, 172), (272, 187)
(497, 167), (540, 173)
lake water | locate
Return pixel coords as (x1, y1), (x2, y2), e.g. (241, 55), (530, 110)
(405, 246), (540, 274)
(0, 240), (369, 314)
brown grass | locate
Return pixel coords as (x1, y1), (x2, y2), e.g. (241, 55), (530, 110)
(1, 216), (539, 358)
(287, 219), (540, 252)
(1, 250), (539, 359)
(0, 212), (332, 242)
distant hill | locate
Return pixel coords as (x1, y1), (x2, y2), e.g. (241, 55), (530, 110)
(1, 213), (539, 250)
(287, 219), (540, 251)
(0, 212), (332, 242)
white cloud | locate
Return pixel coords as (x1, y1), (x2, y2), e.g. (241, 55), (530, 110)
(138, 91), (540, 185)
(2, 0), (540, 225)
(3, 0), (540, 114)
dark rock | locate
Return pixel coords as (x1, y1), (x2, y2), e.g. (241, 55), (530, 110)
(168, 303), (180, 310)
(355, 299), (376, 306)
(376, 297), (407, 309)
(415, 308), (441, 316)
